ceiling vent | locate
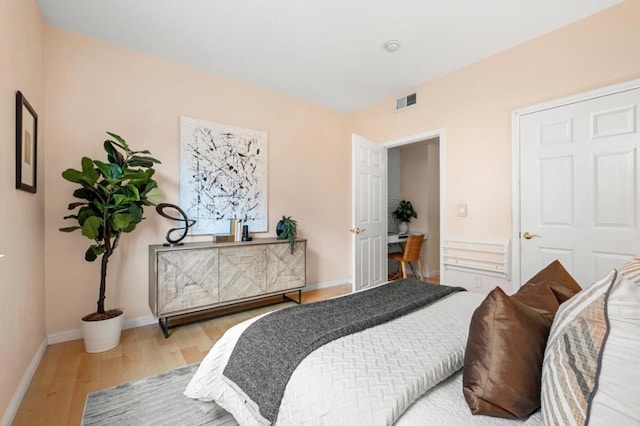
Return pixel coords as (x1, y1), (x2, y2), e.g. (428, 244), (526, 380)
(395, 92), (417, 112)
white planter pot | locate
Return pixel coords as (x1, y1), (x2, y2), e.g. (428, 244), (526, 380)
(81, 311), (124, 353)
(398, 221), (409, 234)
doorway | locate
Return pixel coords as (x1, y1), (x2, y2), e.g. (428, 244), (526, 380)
(386, 137), (441, 281)
(350, 129), (445, 291)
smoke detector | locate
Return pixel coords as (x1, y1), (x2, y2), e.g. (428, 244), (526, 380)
(383, 40), (401, 53)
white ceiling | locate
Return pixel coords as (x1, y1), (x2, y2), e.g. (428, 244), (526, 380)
(37, 0), (623, 112)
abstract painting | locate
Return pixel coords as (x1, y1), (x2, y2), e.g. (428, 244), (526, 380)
(180, 116), (268, 235)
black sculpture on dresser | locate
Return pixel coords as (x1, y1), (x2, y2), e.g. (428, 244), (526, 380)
(155, 203), (196, 246)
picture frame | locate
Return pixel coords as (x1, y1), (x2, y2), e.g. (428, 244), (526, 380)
(179, 116), (268, 235)
(16, 91), (38, 193)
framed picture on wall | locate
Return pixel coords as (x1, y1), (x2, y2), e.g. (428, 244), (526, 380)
(16, 91), (38, 193)
(179, 116), (268, 235)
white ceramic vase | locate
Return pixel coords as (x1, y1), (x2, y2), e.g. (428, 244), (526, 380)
(398, 221), (409, 234)
(81, 311), (124, 353)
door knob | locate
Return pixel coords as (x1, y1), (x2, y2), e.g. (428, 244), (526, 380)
(349, 227), (366, 234)
(523, 232), (539, 240)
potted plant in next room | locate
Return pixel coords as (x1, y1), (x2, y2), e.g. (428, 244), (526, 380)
(392, 200), (417, 234)
(276, 215), (298, 254)
(59, 132), (162, 353)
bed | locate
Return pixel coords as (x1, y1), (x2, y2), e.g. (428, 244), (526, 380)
(184, 260), (640, 425)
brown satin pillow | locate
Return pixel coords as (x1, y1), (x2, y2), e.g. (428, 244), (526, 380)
(512, 280), (560, 321)
(463, 287), (552, 419)
(463, 260), (582, 419)
(522, 259), (581, 304)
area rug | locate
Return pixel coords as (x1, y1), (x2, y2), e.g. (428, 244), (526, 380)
(82, 363), (238, 425)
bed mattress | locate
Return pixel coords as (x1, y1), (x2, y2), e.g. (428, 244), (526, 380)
(186, 288), (543, 425)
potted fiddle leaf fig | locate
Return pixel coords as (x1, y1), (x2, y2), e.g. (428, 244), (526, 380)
(392, 200), (417, 234)
(276, 215), (298, 254)
(59, 132), (162, 353)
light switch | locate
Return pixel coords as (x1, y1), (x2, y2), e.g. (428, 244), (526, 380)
(457, 204), (467, 217)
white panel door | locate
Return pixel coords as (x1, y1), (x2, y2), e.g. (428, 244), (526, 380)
(520, 88), (640, 286)
(352, 134), (387, 291)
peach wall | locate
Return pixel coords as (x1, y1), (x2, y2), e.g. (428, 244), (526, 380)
(350, 1), (640, 284)
(399, 143), (430, 235)
(399, 143), (429, 274)
(44, 27), (350, 334)
(398, 140), (440, 276)
(0, 0), (45, 419)
(426, 141), (440, 275)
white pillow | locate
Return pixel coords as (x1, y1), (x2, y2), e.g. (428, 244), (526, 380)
(589, 263), (640, 425)
(541, 260), (640, 426)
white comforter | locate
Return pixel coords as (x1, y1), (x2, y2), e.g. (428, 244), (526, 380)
(185, 290), (488, 425)
(396, 371), (542, 426)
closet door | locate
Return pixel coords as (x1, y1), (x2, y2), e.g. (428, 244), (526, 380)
(519, 88), (640, 286)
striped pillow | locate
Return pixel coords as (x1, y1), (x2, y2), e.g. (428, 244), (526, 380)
(540, 269), (616, 425)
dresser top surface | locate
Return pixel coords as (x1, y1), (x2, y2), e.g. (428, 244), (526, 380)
(149, 237), (306, 251)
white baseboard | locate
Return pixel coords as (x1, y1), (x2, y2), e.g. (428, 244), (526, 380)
(1, 337), (47, 426)
(47, 315), (159, 345)
(304, 277), (351, 291)
(123, 315), (157, 329)
(46, 279), (352, 345)
(47, 328), (82, 345)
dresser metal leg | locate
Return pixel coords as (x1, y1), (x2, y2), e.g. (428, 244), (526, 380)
(159, 317), (170, 338)
(157, 289), (304, 339)
(283, 289), (302, 304)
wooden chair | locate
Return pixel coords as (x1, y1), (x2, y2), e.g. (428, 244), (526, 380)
(388, 234), (426, 281)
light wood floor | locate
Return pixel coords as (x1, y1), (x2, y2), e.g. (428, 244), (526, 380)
(12, 276), (441, 425)
(389, 273), (440, 285)
(12, 285), (351, 426)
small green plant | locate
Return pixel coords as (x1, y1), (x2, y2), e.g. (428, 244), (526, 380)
(276, 215), (298, 254)
(392, 200), (417, 223)
(60, 132), (162, 320)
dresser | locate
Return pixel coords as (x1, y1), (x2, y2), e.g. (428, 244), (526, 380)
(149, 238), (306, 336)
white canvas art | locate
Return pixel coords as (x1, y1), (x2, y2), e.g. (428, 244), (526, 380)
(180, 116), (268, 235)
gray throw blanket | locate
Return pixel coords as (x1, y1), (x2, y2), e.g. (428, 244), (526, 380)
(222, 279), (465, 423)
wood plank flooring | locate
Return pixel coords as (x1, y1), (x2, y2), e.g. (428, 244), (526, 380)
(12, 276), (441, 425)
(12, 284), (351, 426)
